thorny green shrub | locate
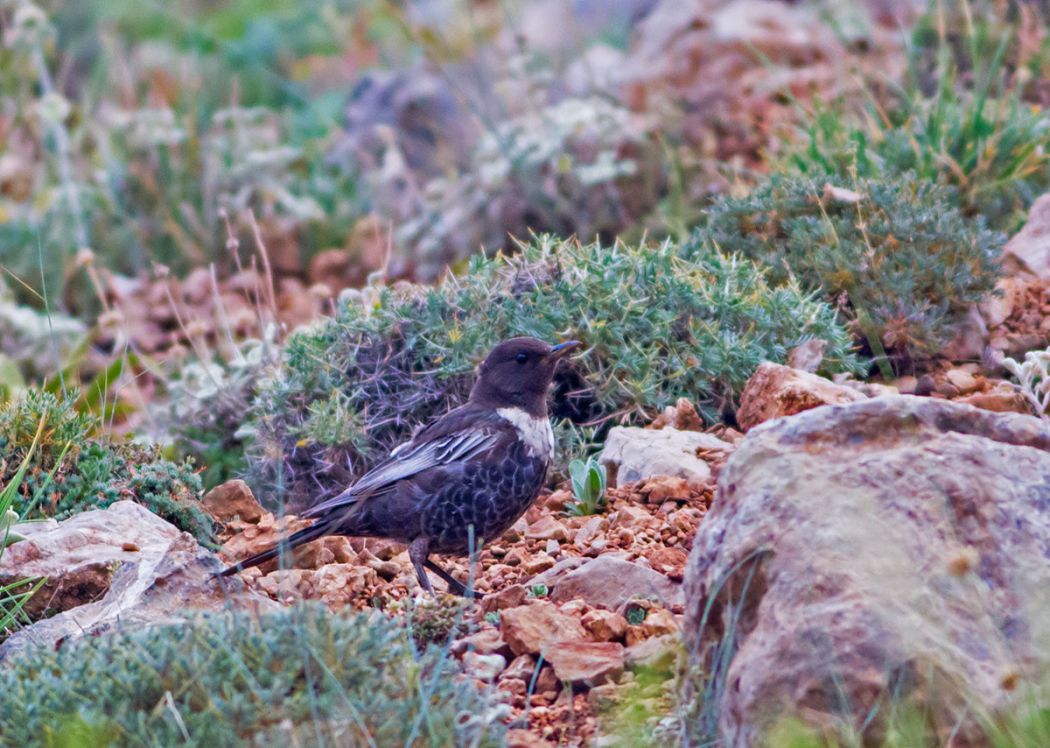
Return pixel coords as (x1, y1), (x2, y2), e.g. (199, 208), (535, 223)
(244, 235), (858, 511)
(688, 173), (1002, 369)
(0, 390), (213, 545)
(0, 605), (507, 748)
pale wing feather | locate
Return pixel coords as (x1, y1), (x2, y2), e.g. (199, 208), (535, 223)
(302, 428), (498, 518)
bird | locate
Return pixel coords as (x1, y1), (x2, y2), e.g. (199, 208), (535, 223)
(217, 336), (581, 597)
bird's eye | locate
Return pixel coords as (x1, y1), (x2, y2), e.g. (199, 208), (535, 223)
(515, 352), (528, 364)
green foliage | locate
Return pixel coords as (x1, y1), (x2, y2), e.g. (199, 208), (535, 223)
(389, 595), (472, 650)
(987, 703), (1050, 748)
(625, 606), (648, 627)
(529, 584), (549, 599)
(567, 456), (607, 516)
(787, 4), (1050, 232)
(0, 389), (93, 468)
(763, 697), (1050, 747)
(0, 412), (47, 636)
(689, 173), (1002, 368)
(0, 390), (213, 545)
(603, 660), (682, 746)
(246, 235), (858, 509)
(0, 604), (507, 747)
(0, 509), (21, 548)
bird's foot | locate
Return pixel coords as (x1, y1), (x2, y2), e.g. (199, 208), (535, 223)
(444, 578), (484, 600)
(424, 558), (483, 599)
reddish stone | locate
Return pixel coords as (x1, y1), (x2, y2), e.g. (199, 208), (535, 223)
(542, 641), (625, 686)
(500, 601), (587, 657)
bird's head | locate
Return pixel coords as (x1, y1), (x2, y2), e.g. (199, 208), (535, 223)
(470, 337), (581, 416)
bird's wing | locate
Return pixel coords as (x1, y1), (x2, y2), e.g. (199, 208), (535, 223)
(301, 418), (499, 519)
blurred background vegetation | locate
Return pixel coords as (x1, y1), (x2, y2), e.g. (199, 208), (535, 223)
(1, 0), (371, 309)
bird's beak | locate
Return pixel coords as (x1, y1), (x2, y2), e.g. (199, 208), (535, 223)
(549, 340), (581, 359)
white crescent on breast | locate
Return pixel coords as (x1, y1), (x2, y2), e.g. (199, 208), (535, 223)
(497, 407), (554, 460)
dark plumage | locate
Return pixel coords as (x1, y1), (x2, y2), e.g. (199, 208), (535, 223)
(217, 336), (581, 596)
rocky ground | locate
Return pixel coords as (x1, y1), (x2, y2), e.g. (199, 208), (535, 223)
(213, 424), (721, 746)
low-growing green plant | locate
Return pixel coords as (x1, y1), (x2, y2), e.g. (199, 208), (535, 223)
(762, 692), (1050, 747)
(603, 658), (683, 746)
(689, 173), (1002, 371)
(567, 456), (607, 516)
(388, 594), (472, 650)
(245, 235), (859, 510)
(529, 584), (550, 599)
(0, 509), (21, 548)
(0, 604), (507, 747)
(0, 413), (46, 637)
(1, 390), (213, 545)
(625, 606), (648, 627)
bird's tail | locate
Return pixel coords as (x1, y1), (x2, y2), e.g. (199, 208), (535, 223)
(214, 521), (329, 578)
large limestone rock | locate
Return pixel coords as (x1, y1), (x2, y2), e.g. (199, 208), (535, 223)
(0, 501), (275, 659)
(599, 426), (730, 486)
(683, 396), (1050, 745)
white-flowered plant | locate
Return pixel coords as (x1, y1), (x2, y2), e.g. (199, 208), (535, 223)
(1002, 348), (1050, 420)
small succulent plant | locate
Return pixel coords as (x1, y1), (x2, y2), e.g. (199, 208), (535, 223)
(567, 456), (607, 516)
(625, 606), (648, 626)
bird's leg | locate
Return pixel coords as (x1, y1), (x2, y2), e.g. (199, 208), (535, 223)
(425, 558), (483, 599)
(408, 536), (435, 594)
